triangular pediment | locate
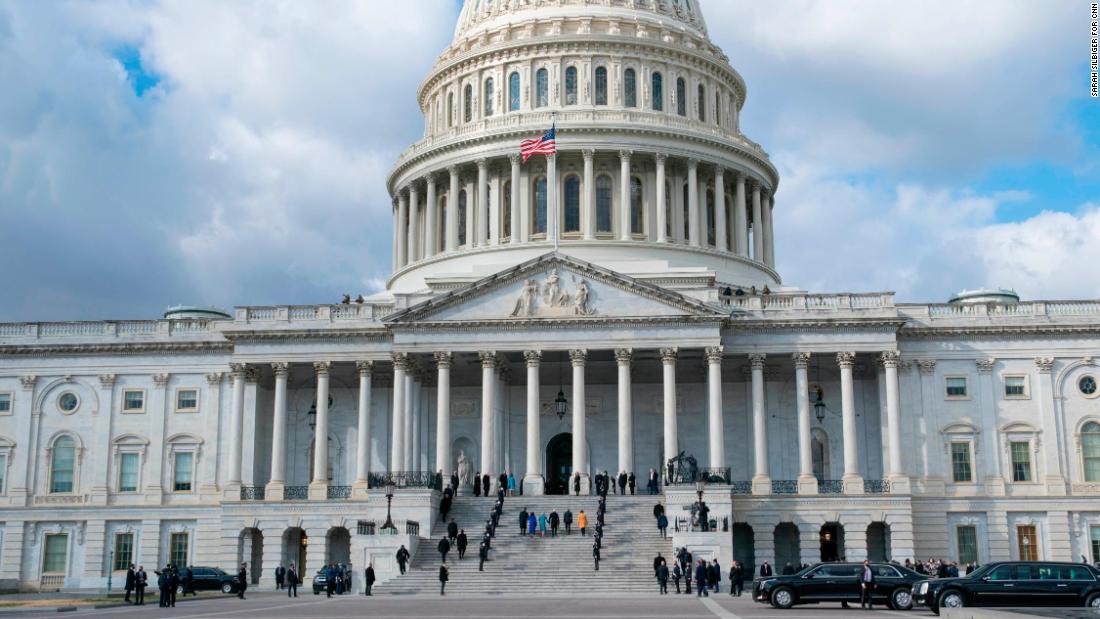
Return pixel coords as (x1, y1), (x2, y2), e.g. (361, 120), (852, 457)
(385, 253), (725, 325)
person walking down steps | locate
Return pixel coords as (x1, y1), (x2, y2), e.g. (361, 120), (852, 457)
(439, 562), (449, 596)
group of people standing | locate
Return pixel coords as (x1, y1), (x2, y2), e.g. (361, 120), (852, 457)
(272, 563), (301, 597)
(123, 563), (201, 607)
(652, 549), (748, 597)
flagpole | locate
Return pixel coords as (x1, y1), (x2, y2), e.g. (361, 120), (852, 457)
(551, 112), (559, 252)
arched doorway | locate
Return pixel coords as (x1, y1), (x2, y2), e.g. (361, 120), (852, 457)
(732, 523), (756, 574)
(545, 433), (572, 495)
(867, 522), (891, 562)
(237, 528), (263, 584)
(820, 523), (845, 562)
(283, 528), (308, 575)
(327, 527), (351, 567)
(774, 523), (801, 571)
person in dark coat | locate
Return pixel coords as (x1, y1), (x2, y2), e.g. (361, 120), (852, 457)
(478, 541), (489, 571)
(396, 545), (410, 574)
(323, 562), (336, 598)
(684, 551), (694, 594)
(135, 566), (147, 605)
(124, 564), (136, 603)
(167, 566), (179, 607)
(274, 564), (285, 590)
(759, 560), (773, 576)
(697, 501), (710, 532)
(519, 507), (529, 535)
(573, 472), (581, 496)
(694, 560), (709, 597)
(859, 559), (877, 609)
(732, 561), (746, 596)
(666, 460), (674, 484)
(564, 509), (573, 534)
(447, 519), (458, 544)
(363, 563), (375, 596)
(286, 563), (298, 597)
(657, 513), (669, 538)
(653, 553), (665, 577)
(592, 542), (600, 570)
(649, 468), (659, 494)
(657, 560), (669, 594)
(482, 473), (491, 496)
(549, 510), (560, 537)
(237, 563), (248, 599)
(628, 472), (636, 495)
(456, 530), (468, 559)
(498, 472), (508, 493)
(439, 562), (449, 595)
(618, 472), (627, 495)
(672, 563), (682, 594)
(710, 559), (721, 593)
(438, 536), (450, 562)
(473, 471), (481, 496)
(782, 562), (795, 575)
(155, 565), (169, 607)
(181, 565), (195, 597)
(653, 502), (664, 520)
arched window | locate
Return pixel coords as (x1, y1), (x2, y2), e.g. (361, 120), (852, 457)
(624, 68), (637, 108)
(652, 71), (664, 111)
(508, 72), (520, 111)
(563, 175), (581, 233)
(594, 66), (608, 106)
(676, 78), (686, 116)
(565, 66), (578, 105)
(664, 180), (672, 237)
(630, 176), (644, 234)
(464, 84), (473, 122)
(706, 189), (716, 246)
(532, 177), (548, 235)
(682, 183), (690, 240)
(714, 91), (721, 126)
(697, 83), (706, 121)
(535, 68), (548, 108)
(50, 436), (76, 494)
(458, 190), (467, 245)
(595, 175), (613, 233)
(447, 92), (454, 127)
(438, 196), (447, 249)
(1084, 422), (1100, 482)
(484, 78), (494, 117)
(502, 181), (512, 238)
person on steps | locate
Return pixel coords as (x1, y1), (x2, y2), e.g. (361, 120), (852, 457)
(539, 512), (547, 537)
(549, 510), (560, 537)
(396, 545), (410, 574)
(478, 541), (489, 571)
(528, 512), (537, 536)
(363, 563), (374, 596)
(694, 560), (708, 597)
(519, 507), (529, 536)
(457, 530), (468, 559)
(439, 562), (449, 596)
(578, 510), (588, 536)
(592, 541), (600, 571)
(628, 472), (636, 495)
(438, 536), (450, 563)
(573, 472), (581, 496)
(657, 560), (669, 595)
(657, 513), (668, 538)
(447, 518), (458, 545)
(564, 509), (573, 534)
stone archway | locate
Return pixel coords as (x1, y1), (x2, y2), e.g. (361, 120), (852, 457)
(731, 523), (756, 574)
(820, 523), (845, 562)
(327, 527), (351, 566)
(545, 432), (572, 495)
(867, 522), (891, 562)
(774, 523), (801, 571)
(283, 528), (308, 575)
(237, 528), (263, 584)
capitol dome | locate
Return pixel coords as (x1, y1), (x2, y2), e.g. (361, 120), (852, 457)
(386, 0), (780, 297)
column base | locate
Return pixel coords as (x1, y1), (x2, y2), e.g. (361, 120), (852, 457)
(265, 481), (285, 502)
(751, 475), (771, 495)
(308, 481), (329, 501)
(842, 474), (864, 495)
(887, 475), (912, 495)
(575, 473), (591, 495)
(797, 475), (818, 495)
(352, 480), (370, 499)
(522, 475), (545, 496)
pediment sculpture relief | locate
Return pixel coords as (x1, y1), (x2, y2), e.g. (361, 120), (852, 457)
(510, 268), (596, 317)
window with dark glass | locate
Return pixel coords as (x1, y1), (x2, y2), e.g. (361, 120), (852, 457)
(664, 180), (672, 237)
(1083, 421), (1100, 481)
(1010, 441), (1032, 482)
(630, 176), (644, 234)
(595, 175), (613, 233)
(706, 189), (716, 245)
(652, 72), (663, 111)
(697, 83), (706, 121)
(565, 67), (577, 105)
(564, 175), (581, 233)
(535, 68), (548, 108)
(484, 78), (494, 116)
(956, 526), (978, 565)
(676, 78), (686, 116)
(502, 182), (511, 238)
(50, 436), (76, 493)
(624, 68), (637, 108)
(438, 196), (447, 248)
(594, 66), (608, 105)
(533, 177), (547, 235)
(951, 442), (972, 483)
(464, 84), (473, 122)
(509, 72), (520, 111)
(447, 92), (454, 127)
(458, 190), (467, 245)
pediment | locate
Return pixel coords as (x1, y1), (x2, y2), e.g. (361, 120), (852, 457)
(386, 252), (725, 325)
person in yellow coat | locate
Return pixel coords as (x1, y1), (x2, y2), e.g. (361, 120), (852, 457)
(578, 510), (588, 536)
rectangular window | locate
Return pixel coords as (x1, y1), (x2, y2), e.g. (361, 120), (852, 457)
(175, 389), (198, 412)
(173, 452), (193, 492)
(0, 392), (11, 414)
(113, 533), (134, 571)
(118, 453), (139, 492)
(951, 442), (973, 482)
(43, 534), (68, 574)
(122, 390), (144, 412)
(1017, 525), (1039, 561)
(1010, 441), (1032, 482)
(1091, 526), (1100, 564)
(169, 532), (189, 567)
(1004, 375), (1027, 398)
(946, 377), (968, 398)
(956, 525), (978, 565)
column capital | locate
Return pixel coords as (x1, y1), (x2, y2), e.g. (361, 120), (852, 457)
(423, 171), (437, 185)
(569, 349), (587, 367)
(748, 353), (767, 370)
(245, 367), (261, 383)
(792, 352), (811, 369)
(356, 360), (375, 375)
(391, 352), (410, 371)
(917, 358), (937, 375)
(687, 158), (699, 170)
(581, 149), (595, 161)
(448, 164), (460, 176)
(704, 346), (724, 364)
(205, 372), (224, 386)
(98, 374), (117, 389)
(313, 361), (332, 376)
(523, 350), (542, 367)
(618, 149), (633, 162)
(659, 347), (678, 364)
(1034, 357), (1055, 374)
(975, 357), (996, 374)
(19, 375), (36, 390)
(879, 351), (901, 369)
(836, 352), (856, 369)
(478, 350), (497, 368)
(271, 362), (290, 377)
(229, 363), (248, 378)
(655, 152), (668, 164)
(153, 373), (170, 388)
(508, 153), (521, 166)
(614, 348), (633, 365)
(713, 163), (725, 177)
(476, 158), (489, 171)
(434, 351), (453, 368)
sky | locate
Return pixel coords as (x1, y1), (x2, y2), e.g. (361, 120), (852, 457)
(0, 0), (1097, 322)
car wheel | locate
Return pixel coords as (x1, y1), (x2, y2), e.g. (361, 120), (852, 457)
(771, 587), (795, 609)
(1086, 592), (1100, 608)
(890, 587), (913, 611)
(220, 582), (233, 594)
(939, 590), (964, 610)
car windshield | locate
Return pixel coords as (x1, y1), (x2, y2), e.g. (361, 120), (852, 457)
(964, 564), (995, 579)
(213, 568), (226, 575)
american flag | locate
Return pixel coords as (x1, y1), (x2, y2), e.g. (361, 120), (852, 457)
(520, 125), (556, 162)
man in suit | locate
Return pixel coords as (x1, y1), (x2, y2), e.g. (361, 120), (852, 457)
(859, 559), (877, 609)
(694, 560), (709, 597)
(478, 541), (489, 571)
(324, 562), (336, 598)
(364, 563), (375, 596)
(274, 563), (285, 590)
(124, 564), (136, 603)
(134, 566), (147, 605)
(628, 472), (636, 495)
(592, 541), (600, 571)
(730, 561), (745, 597)
(286, 562), (298, 597)
(481, 473), (490, 497)
(450, 471), (460, 493)
(656, 560), (669, 595)
(649, 468), (659, 494)
(759, 560), (773, 577)
(519, 507), (529, 536)
(456, 530), (468, 559)
(564, 509), (573, 534)
(618, 471), (628, 495)
(237, 562), (248, 599)
(396, 545), (410, 574)
(447, 518), (459, 544)
(437, 536), (450, 563)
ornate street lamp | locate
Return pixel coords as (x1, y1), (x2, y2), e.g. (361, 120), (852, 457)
(382, 482), (397, 533)
(554, 351), (568, 420)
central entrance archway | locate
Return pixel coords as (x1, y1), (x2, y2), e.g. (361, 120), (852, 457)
(545, 433), (572, 495)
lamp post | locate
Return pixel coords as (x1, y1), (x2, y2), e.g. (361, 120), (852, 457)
(107, 550), (114, 594)
(695, 479), (705, 504)
(382, 482), (397, 533)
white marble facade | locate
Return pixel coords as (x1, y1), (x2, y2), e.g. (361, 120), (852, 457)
(2, 0), (1100, 593)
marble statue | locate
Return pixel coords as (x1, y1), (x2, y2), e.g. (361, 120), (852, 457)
(456, 450), (472, 486)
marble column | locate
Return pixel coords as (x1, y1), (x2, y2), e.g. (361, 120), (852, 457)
(655, 154), (668, 243)
(509, 155), (521, 244)
(582, 150), (595, 240)
(446, 166), (459, 252)
(752, 183), (764, 262)
(570, 349), (589, 492)
(837, 352), (864, 493)
(434, 353), (452, 483)
(793, 353), (817, 494)
(407, 184), (419, 264)
(390, 353), (408, 472)
(880, 352), (910, 493)
(687, 159), (700, 246)
(734, 175), (748, 257)
(396, 192), (408, 268)
(619, 150), (633, 240)
(615, 349), (633, 475)
(705, 346), (725, 471)
(660, 348), (678, 483)
(308, 361), (331, 500)
(405, 373), (418, 472)
(391, 201), (399, 270)
(353, 361), (374, 494)
(523, 350), (543, 494)
(464, 179), (475, 247)
(714, 167), (727, 251)
(227, 363), (246, 489)
(477, 159), (489, 246)
(424, 174), (437, 257)
(750, 353), (770, 494)
(765, 192), (776, 267)
(266, 362), (289, 500)
(547, 154), (558, 244)
(479, 351), (497, 481)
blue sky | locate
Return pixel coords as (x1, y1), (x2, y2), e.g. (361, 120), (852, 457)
(0, 0), (1097, 322)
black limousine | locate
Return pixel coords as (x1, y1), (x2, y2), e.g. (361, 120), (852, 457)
(753, 562), (923, 610)
(914, 561), (1100, 614)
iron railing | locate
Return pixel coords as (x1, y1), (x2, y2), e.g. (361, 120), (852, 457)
(771, 480), (798, 495)
(239, 486), (265, 501)
(730, 481), (752, 495)
(666, 467), (731, 485)
(818, 479), (844, 494)
(367, 471), (442, 490)
(405, 521), (420, 536)
(356, 520), (376, 535)
(863, 479), (890, 494)
(283, 485), (309, 500)
(327, 485), (352, 500)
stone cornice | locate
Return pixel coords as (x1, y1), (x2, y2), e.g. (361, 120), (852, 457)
(725, 319), (907, 334)
(393, 314), (725, 332)
(898, 324), (1100, 339)
(0, 342), (232, 356)
(220, 329), (391, 342)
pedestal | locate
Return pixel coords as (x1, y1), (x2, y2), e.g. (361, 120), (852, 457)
(842, 474), (865, 495)
(352, 480), (370, 499)
(796, 474), (818, 495)
(308, 481), (328, 501)
(889, 475), (913, 495)
(265, 481), (285, 502)
(751, 475), (771, 495)
(522, 475), (545, 496)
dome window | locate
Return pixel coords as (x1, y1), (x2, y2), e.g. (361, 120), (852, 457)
(595, 67), (608, 106)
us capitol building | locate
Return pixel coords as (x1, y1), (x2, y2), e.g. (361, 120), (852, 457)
(2, 0), (1099, 593)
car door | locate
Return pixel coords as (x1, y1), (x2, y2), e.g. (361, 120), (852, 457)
(796, 565), (836, 601)
(971, 564), (1018, 606)
(817, 564), (859, 602)
(1033, 564), (1088, 607)
(872, 564), (903, 604)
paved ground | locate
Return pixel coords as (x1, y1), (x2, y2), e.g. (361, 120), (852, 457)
(0, 591), (936, 618)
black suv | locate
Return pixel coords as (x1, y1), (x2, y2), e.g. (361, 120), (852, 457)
(177, 566), (240, 594)
(914, 561), (1100, 614)
(753, 562), (923, 610)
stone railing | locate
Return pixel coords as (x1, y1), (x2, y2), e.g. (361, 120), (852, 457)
(904, 301), (1100, 321)
(234, 304), (395, 325)
(726, 293), (896, 314)
(0, 319), (219, 340)
(863, 479), (891, 494)
(33, 495), (87, 505)
(818, 480), (844, 494)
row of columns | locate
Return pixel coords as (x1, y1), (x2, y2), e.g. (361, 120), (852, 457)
(392, 152), (776, 270)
